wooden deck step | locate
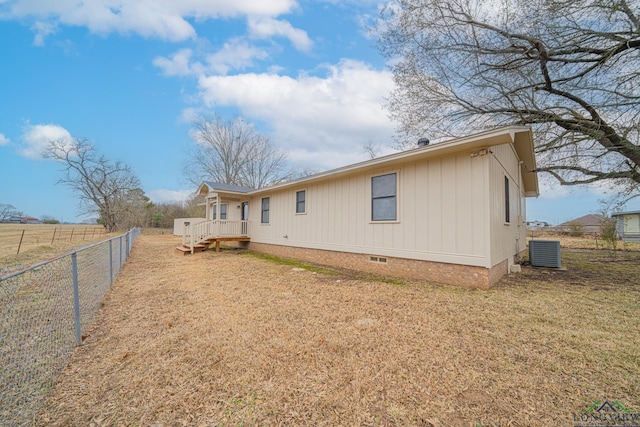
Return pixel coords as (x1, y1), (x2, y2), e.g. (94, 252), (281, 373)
(175, 246), (190, 255)
(175, 244), (207, 255)
(177, 237), (250, 255)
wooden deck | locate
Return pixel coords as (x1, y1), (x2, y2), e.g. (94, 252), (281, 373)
(176, 236), (250, 255)
(178, 220), (252, 255)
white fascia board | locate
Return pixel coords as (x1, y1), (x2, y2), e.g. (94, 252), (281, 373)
(250, 126), (532, 196)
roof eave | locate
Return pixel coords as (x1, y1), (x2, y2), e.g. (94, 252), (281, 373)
(252, 126), (538, 194)
(612, 210), (640, 216)
(511, 128), (539, 198)
(197, 181), (253, 197)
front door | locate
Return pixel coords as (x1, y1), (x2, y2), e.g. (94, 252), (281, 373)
(241, 202), (249, 235)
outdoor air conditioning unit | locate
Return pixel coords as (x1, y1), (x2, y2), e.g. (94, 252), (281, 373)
(529, 240), (561, 268)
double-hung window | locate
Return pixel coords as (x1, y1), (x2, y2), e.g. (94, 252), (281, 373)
(371, 173), (397, 221)
(213, 204), (227, 220)
(504, 176), (510, 223)
(296, 190), (306, 214)
(261, 197), (270, 224)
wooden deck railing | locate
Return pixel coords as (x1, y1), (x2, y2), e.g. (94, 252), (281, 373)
(184, 220), (251, 253)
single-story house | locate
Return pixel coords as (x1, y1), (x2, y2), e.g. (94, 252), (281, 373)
(526, 220), (550, 228)
(556, 214), (610, 234)
(2, 215), (42, 224)
(184, 126), (539, 289)
(4, 215), (23, 224)
(612, 211), (640, 242)
(20, 216), (43, 224)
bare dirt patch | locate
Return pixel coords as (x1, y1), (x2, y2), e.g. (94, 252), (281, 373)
(36, 235), (640, 426)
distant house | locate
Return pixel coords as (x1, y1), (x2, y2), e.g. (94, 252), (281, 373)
(20, 216), (43, 224)
(2, 216), (43, 224)
(557, 214), (609, 234)
(526, 220), (550, 228)
(612, 211), (640, 242)
(182, 126), (539, 289)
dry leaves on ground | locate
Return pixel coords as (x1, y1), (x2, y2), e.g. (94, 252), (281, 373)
(36, 235), (640, 426)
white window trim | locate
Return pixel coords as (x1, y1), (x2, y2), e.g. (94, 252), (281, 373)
(295, 189), (307, 215)
(212, 203), (228, 221)
(369, 170), (400, 224)
(504, 175), (511, 225)
(260, 196), (271, 225)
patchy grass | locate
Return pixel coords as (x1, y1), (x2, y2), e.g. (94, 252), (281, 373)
(246, 251), (343, 276)
(34, 235), (639, 426)
(245, 251), (407, 285)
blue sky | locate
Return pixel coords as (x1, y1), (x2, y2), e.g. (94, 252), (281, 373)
(0, 0), (636, 224)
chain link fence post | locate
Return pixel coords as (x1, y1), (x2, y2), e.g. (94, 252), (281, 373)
(109, 239), (113, 285)
(0, 227), (141, 426)
(71, 251), (82, 346)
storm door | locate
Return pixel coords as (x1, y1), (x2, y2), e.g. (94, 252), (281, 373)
(241, 202), (249, 235)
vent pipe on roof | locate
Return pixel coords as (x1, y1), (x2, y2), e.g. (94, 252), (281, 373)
(417, 137), (430, 147)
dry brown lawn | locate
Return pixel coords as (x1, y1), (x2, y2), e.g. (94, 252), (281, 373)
(527, 231), (640, 251)
(35, 235), (640, 426)
(0, 224), (110, 269)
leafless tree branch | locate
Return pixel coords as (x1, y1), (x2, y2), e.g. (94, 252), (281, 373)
(46, 138), (144, 231)
(184, 116), (290, 189)
(377, 0), (640, 195)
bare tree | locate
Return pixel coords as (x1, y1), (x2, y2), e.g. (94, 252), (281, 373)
(183, 193), (206, 217)
(0, 203), (19, 222)
(146, 195), (206, 229)
(363, 140), (381, 159)
(184, 116), (290, 188)
(112, 187), (152, 230)
(46, 138), (144, 232)
(377, 0), (640, 198)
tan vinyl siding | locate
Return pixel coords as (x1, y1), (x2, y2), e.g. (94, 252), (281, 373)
(425, 158), (442, 253)
(248, 151), (491, 267)
(488, 143), (526, 267)
(196, 126), (537, 287)
(624, 214), (640, 233)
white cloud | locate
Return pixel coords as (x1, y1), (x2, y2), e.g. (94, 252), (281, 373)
(153, 48), (196, 76)
(20, 123), (72, 159)
(205, 38), (270, 75)
(0, 133), (10, 146)
(247, 16), (313, 51)
(154, 40), (269, 77)
(3, 0), (298, 43)
(196, 59), (397, 170)
(147, 188), (194, 204)
(537, 173), (615, 202)
(536, 176), (570, 200)
(30, 20), (57, 46)
(179, 107), (204, 124)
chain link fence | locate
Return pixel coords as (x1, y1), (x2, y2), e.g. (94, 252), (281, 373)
(0, 228), (141, 426)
